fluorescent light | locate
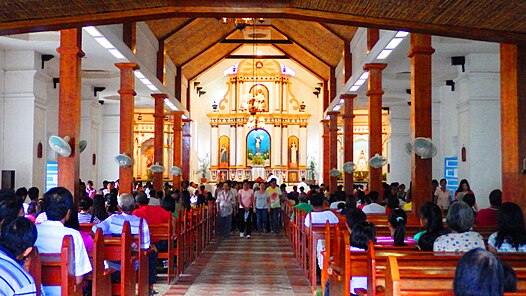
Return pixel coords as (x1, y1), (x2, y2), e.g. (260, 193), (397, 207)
(333, 104), (341, 111)
(83, 26), (102, 37)
(94, 37), (114, 49)
(395, 31), (409, 38)
(164, 99), (178, 111)
(325, 115), (330, 120)
(354, 79), (366, 86)
(339, 98), (344, 104)
(377, 49), (393, 60)
(385, 38), (403, 50)
(134, 71), (145, 79)
(349, 85), (360, 92)
(359, 72), (369, 80)
(182, 114), (188, 120)
(140, 78), (152, 85)
(146, 84), (158, 91)
(108, 48), (125, 59)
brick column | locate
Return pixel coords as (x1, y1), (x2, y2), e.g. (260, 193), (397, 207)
(342, 94), (357, 195)
(172, 111), (184, 190)
(57, 28), (84, 203)
(152, 93), (167, 192)
(408, 34), (435, 213)
(364, 63), (387, 193)
(328, 111), (339, 194)
(321, 119), (330, 185)
(116, 63), (140, 194)
(501, 43), (526, 212)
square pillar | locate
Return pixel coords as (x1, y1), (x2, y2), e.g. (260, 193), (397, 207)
(57, 28), (84, 202)
(116, 62), (140, 194)
(321, 119), (330, 184)
(152, 93), (167, 192)
(328, 112), (339, 194)
(408, 34), (435, 213)
(501, 43), (526, 212)
(342, 94), (357, 195)
(364, 63), (387, 193)
(172, 111), (184, 190)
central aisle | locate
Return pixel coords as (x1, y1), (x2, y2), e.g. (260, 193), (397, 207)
(163, 233), (312, 295)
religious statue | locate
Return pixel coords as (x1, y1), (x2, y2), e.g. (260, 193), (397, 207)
(357, 150), (368, 171)
(290, 141), (297, 164)
(220, 144), (228, 163)
(254, 135), (264, 155)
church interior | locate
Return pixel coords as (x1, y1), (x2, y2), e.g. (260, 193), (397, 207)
(0, 1), (525, 295)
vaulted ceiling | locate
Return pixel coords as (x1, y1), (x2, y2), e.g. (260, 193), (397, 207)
(146, 18), (356, 81)
(0, 0), (524, 43)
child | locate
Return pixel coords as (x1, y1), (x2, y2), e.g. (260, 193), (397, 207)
(349, 221), (376, 295)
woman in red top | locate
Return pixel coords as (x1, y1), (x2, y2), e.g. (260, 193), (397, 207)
(454, 179), (474, 202)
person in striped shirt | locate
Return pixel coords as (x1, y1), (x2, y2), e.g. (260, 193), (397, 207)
(0, 217), (38, 296)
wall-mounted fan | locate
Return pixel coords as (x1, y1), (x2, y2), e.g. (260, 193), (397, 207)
(403, 142), (412, 154)
(79, 140), (87, 153)
(329, 168), (340, 177)
(48, 136), (72, 157)
(369, 153), (388, 169)
(170, 166), (182, 176)
(413, 137), (437, 159)
(343, 162), (356, 174)
(114, 153), (133, 167)
(149, 162), (165, 173)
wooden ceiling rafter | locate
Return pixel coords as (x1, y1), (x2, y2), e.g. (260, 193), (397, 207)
(159, 18), (198, 41)
(178, 26), (238, 67)
(270, 24), (333, 68)
(317, 22), (349, 42)
(271, 43), (327, 81)
(0, 3), (524, 43)
(187, 44), (243, 81)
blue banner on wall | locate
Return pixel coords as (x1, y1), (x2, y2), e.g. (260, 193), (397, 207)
(46, 162), (58, 192)
(444, 157), (458, 198)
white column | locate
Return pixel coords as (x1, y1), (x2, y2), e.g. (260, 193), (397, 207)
(299, 126), (307, 167)
(455, 54), (501, 209)
(236, 124), (245, 167)
(282, 80), (288, 113)
(272, 124), (282, 167)
(387, 104), (411, 186)
(210, 125), (219, 167)
(99, 103), (120, 182)
(229, 125), (236, 167)
(281, 126), (288, 167)
(2, 50), (49, 190)
(80, 84), (101, 184)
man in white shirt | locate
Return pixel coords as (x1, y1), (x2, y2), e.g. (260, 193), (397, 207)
(297, 178), (309, 193)
(34, 187), (92, 296)
(362, 191), (386, 214)
(304, 193), (339, 227)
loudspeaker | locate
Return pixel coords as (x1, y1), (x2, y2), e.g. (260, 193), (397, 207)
(1, 170), (15, 190)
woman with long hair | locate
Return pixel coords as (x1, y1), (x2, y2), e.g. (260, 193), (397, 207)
(388, 208), (407, 246)
(455, 179), (474, 202)
(91, 194), (109, 221)
(415, 202), (444, 251)
(488, 202), (526, 253)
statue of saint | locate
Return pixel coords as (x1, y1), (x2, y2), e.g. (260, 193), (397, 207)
(290, 141), (297, 164)
(220, 144), (228, 163)
(254, 135), (264, 155)
(357, 150), (368, 171)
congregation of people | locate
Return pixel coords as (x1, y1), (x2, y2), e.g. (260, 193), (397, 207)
(0, 174), (525, 296)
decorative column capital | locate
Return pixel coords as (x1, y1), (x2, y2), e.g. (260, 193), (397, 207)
(115, 62), (140, 71)
(363, 63), (387, 71)
(340, 94), (357, 100)
(407, 34), (435, 57)
(151, 93), (168, 100)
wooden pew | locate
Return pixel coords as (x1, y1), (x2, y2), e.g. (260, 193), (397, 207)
(102, 221), (135, 295)
(386, 254), (526, 296)
(39, 235), (81, 295)
(149, 215), (179, 284)
(23, 246), (42, 296)
(91, 228), (112, 296)
(79, 222), (95, 234)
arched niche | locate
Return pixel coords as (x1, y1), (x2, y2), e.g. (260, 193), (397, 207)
(246, 128), (271, 167)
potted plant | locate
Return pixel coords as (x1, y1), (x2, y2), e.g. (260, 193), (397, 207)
(307, 157), (317, 184)
(197, 154), (210, 183)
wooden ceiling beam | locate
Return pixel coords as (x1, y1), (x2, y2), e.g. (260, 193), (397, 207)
(178, 27), (238, 67)
(220, 39), (292, 44)
(272, 44), (327, 81)
(317, 22), (350, 42)
(225, 54), (288, 59)
(0, 6), (524, 43)
(160, 18), (197, 41)
(187, 44), (243, 81)
(271, 24), (333, 67)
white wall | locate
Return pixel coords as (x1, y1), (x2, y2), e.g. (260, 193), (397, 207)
(80, 84), (102, 184)
(387, 104), (411, 185)
(99, 103), (120, 183)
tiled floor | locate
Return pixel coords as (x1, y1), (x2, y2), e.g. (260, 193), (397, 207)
(161, 233), (312, 295)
